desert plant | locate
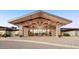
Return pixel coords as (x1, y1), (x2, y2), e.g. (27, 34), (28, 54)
(63, 33), (70, 36)
(0, 34), (1, 39)
(2, 33), (11, 37)
(15, 34), (19, 36)
(0, 32), (3, 37)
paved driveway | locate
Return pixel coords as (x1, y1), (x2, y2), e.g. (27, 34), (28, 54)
(0, 41), (70, 49)
(0, 37), (79, 49)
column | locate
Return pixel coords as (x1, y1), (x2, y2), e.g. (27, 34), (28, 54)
(51, 29), (55, 36)
(18, 25), (23, 36)
(24, 27), (28, 37)
(56, 23), (61, 37)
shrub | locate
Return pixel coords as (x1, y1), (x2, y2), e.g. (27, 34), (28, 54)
(2, 34), (11, 37)
(15, 34), (19, 36)
(19, 35), (23, 37)
(63, 33), (70, 36)
(0, 34), (2, 37)
(0, 32), (3, 37)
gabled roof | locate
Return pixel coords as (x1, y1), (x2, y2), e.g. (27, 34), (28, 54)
(9, 10), (72, 25)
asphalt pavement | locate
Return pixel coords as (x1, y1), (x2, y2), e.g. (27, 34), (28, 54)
(0, 41), (71, 49)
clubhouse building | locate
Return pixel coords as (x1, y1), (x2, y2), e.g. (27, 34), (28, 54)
(9, 11), (72, 37)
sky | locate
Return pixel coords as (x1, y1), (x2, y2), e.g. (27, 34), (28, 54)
(0, 10), (79, 28)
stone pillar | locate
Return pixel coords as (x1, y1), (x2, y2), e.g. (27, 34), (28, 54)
(18, 25), (23, 36)
(24, 27), (28, 37)
(51, 29), (55, 36)
(56, 23), (61, 37)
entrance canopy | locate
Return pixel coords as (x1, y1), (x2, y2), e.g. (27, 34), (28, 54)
(9, 11), (72, 36)
(9, 11), (72, 26)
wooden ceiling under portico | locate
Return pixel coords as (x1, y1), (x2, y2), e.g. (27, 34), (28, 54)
(9, 11), (72, 26)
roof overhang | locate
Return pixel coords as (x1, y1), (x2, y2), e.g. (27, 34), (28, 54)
(9, 11), (72, 26)
(61, 28), (79, 32)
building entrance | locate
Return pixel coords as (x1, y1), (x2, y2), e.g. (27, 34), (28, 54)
(28, 28), (52, 36)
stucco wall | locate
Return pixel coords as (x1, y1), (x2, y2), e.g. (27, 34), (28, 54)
(62, 31), (79, 36)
